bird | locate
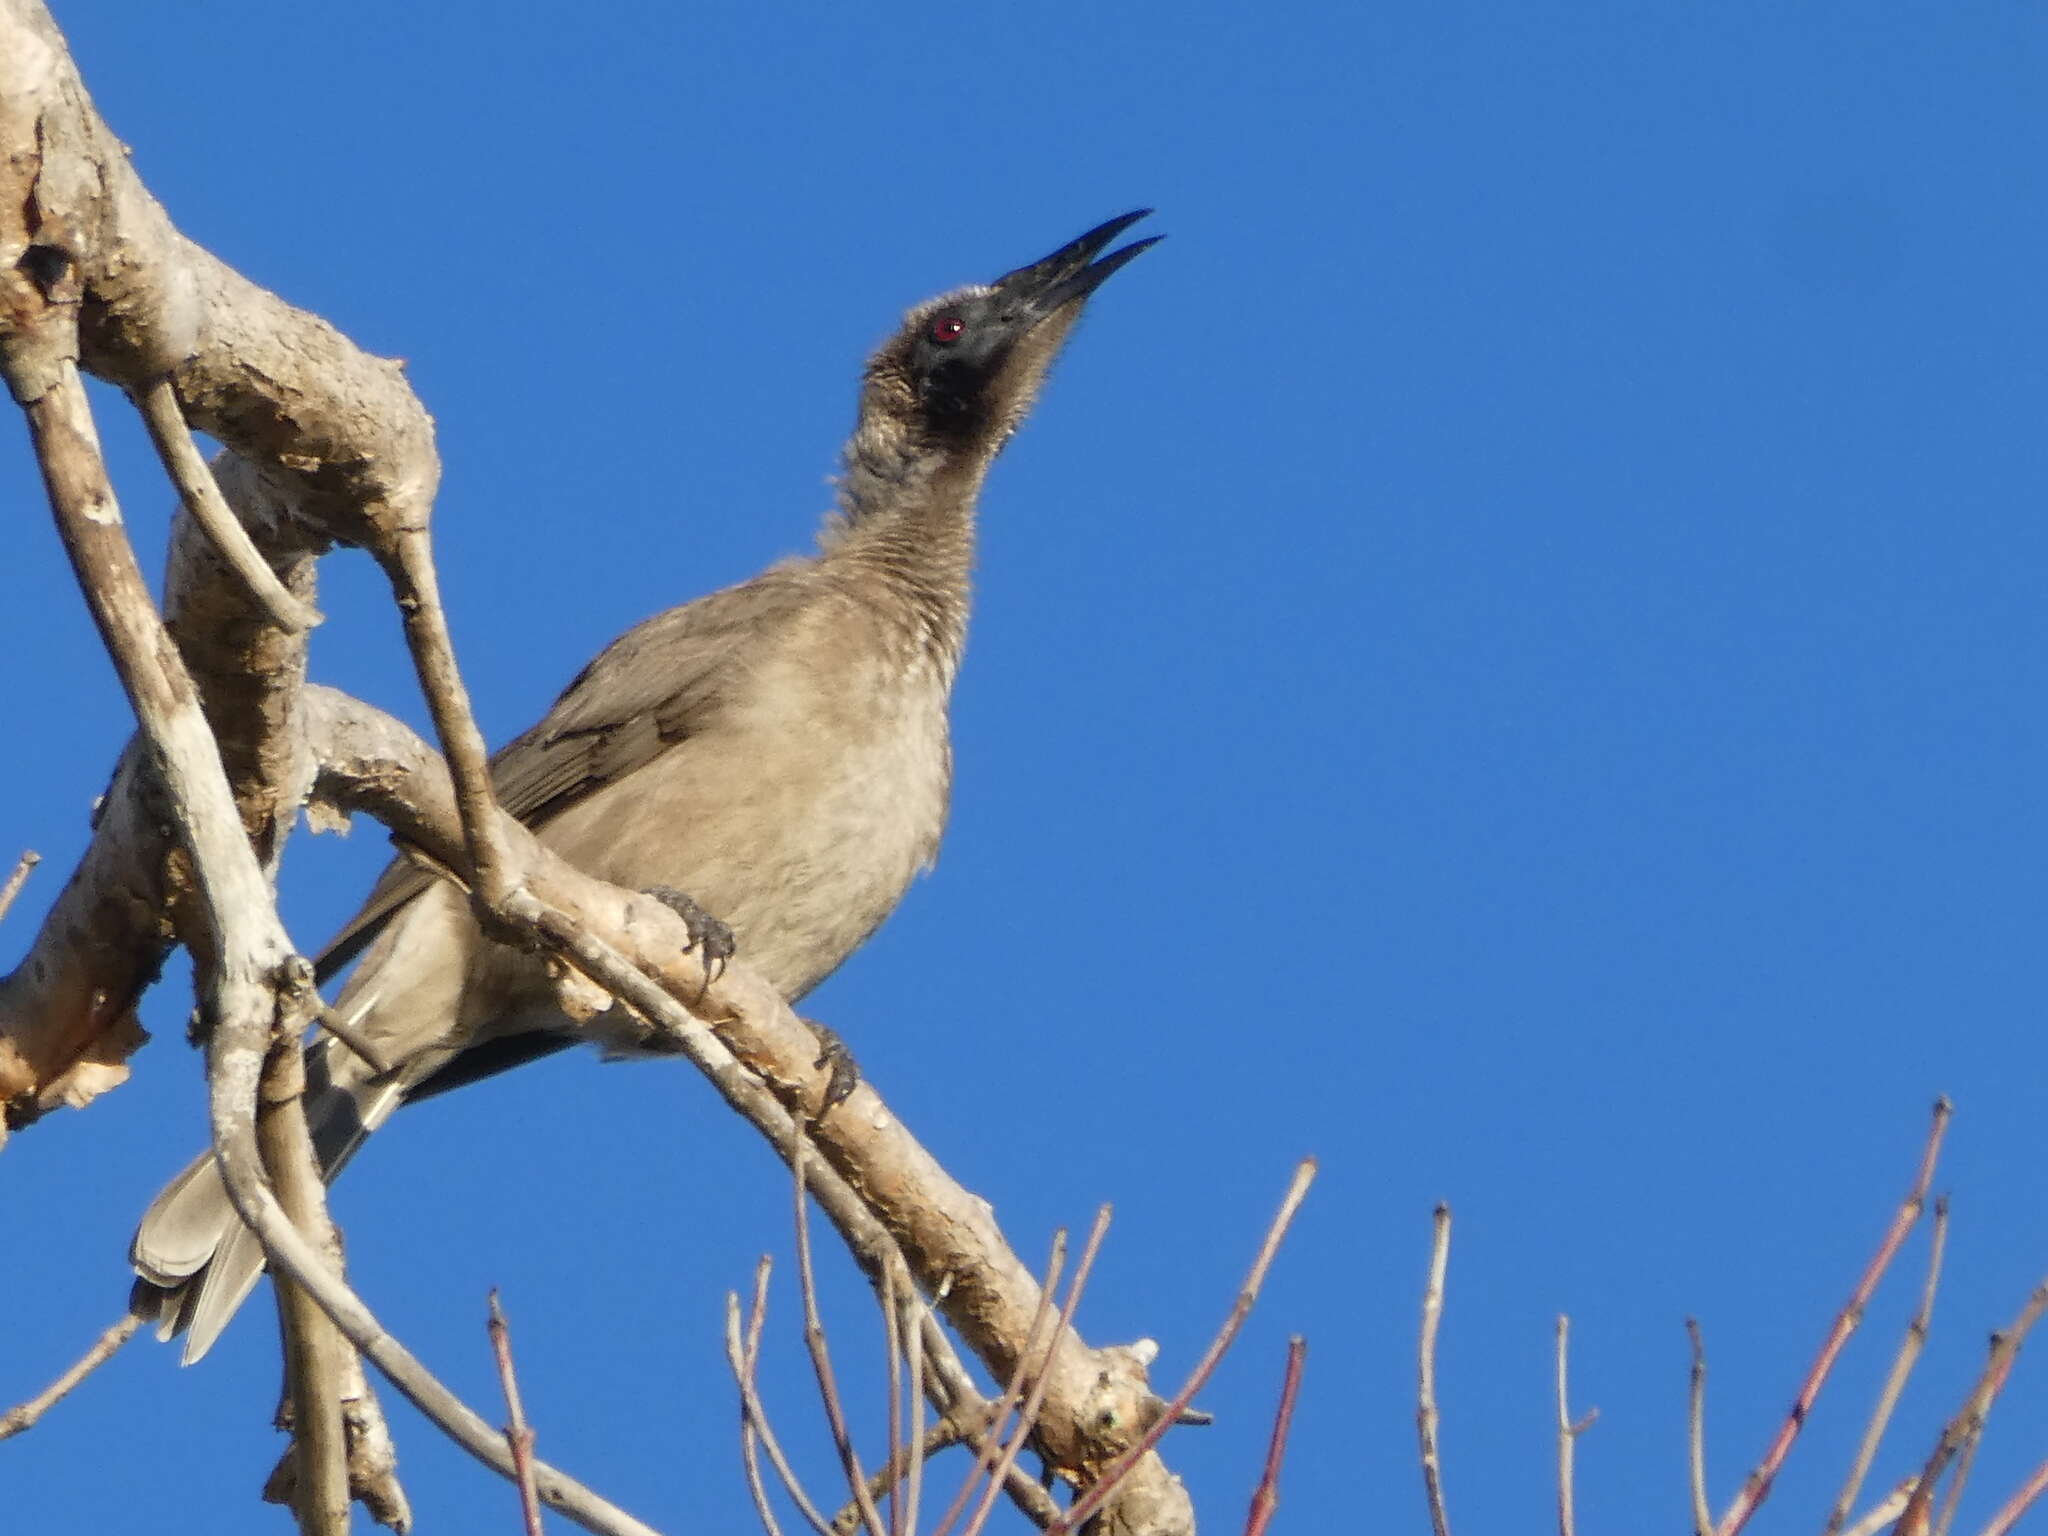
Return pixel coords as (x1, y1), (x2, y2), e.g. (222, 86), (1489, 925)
(130, 210), (1160, 1362)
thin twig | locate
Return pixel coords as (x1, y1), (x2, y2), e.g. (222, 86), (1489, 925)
(964, 1206), (1113, 1536)
(903, 1276), (933, 1536)
(131, 375), (321, 632)
(1686, 1318), (1710, 1536)
(489, 1292), (546, 1536)
(1894, 1283), (2048, 1536)
(0, 849), (38, 926)
(724, 1271), (832, 1536)
(1824, 1194), (1950, 1536)
(0, 1311), (143, 1439)
(1975, 1456), (2048, 1536)
(736, 1259), (791, 1536)
(794, 1137), (888, 1536)
(929, 1234), (1068, 1536)
(317, 997), (395, 1077)
(1716, 1097), (1952, 1536)
(1243, 1337), (1307, 1536)
(1935, 1394), (1986, 1536)
(372, 532), (514, 908)
(1053, 1156), (1318, 1536)
(1555, 1316), (1595, 1536)
(882, 1263), (903, 1536)
(1419, 1203), (1453, 1536)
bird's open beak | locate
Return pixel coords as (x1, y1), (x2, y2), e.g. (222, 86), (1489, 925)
(994, 209), (1162, 319)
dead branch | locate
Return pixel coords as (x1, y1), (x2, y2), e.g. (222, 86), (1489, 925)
(0, 851), (37, 925)
(0, 0), (429, 1124)
(0, 1310), (142, 1439)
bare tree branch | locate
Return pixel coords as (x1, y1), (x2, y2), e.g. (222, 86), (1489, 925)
(1242, 1337), (1305, 1536)
(1554, 1316), (1594, 1536)
(1418, 1203), (1452, 1536)
(0, 1310), (142, 1440)
(1685, 1318), (1710, 1536)
(131, 376), (321, 634)
(1825, 1194), (1949, 1536)
(1894, 1283), (2048, 1536)
(488, 1293), (547, 1536)
(261, 1023), (352, 1536)
(1715, 1096), (1951, 1536)
(1052, 1157), (1316, 1536)
(0, 851), (37, 926)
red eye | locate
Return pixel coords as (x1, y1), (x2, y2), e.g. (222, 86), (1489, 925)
(930, 314), (965, 344)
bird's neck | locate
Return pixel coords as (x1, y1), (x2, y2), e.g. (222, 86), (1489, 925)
(819, 419), (986, 685)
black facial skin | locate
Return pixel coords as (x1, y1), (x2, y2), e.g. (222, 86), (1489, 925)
(912, 296), (1016, 435)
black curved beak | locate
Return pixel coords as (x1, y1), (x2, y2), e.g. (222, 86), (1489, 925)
(994, 209), (1162, 317)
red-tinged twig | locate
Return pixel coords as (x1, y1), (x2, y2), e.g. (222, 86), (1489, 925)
(1053, 1156), (1318, 1536)
(1975, 1455), (2048, 1536)
(929, 1233), (1068, 1536)
(1824, 1194), (1950, 1536)
(724, 1265), (834, 1536)
(1686, 1319), (1711, 1536)
(1894, 1283), (2048, 1536)
(130, 375), (321, 633)
(962, 1207), (1113, 1536)
(488, 1291), (545, 1536)
(0, 1310), (143, 1440)
(1556, 1316), (1596, 1536)
(881, 1264), (903, 1536)
(0, 849), (38, 926)
(1243, 1337), (1307, 1536)
(1715, 1097), (1953, 1536)
(794, 1140), (887, 1536)
(1420, 1203), (1453, 1536)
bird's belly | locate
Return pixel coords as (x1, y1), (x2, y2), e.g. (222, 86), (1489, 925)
(538, 706), (950, 1002)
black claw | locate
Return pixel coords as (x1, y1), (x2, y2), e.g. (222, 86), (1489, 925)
(806, 1019), (861, 1117)
(643, 885), (737, 999)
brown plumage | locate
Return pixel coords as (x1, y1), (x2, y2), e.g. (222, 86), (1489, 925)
(131, 211), (1160, 1361)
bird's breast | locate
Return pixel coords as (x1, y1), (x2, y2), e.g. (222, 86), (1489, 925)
(542, 650), (953, 1002)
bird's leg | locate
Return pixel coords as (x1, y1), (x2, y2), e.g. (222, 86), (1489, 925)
(641, 885), (737, 996)
(802, 1017), (861, 1116)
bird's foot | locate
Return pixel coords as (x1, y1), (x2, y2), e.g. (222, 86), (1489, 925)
(804, 1019), (861, 1117)
(643, 886), (737, 994)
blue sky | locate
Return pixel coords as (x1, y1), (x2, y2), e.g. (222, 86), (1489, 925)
(6, 3), (2048, 1532)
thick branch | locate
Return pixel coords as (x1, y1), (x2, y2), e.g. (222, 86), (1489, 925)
(0, 0), (437, 1120)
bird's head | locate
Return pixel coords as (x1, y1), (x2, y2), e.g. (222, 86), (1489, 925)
(859, 210), (1161, 464)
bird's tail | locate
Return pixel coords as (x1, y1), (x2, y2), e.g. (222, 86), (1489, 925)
(130, 1034), (402, 1364)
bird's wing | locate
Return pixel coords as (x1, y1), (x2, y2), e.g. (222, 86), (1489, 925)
(314, 567), (815, 982)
